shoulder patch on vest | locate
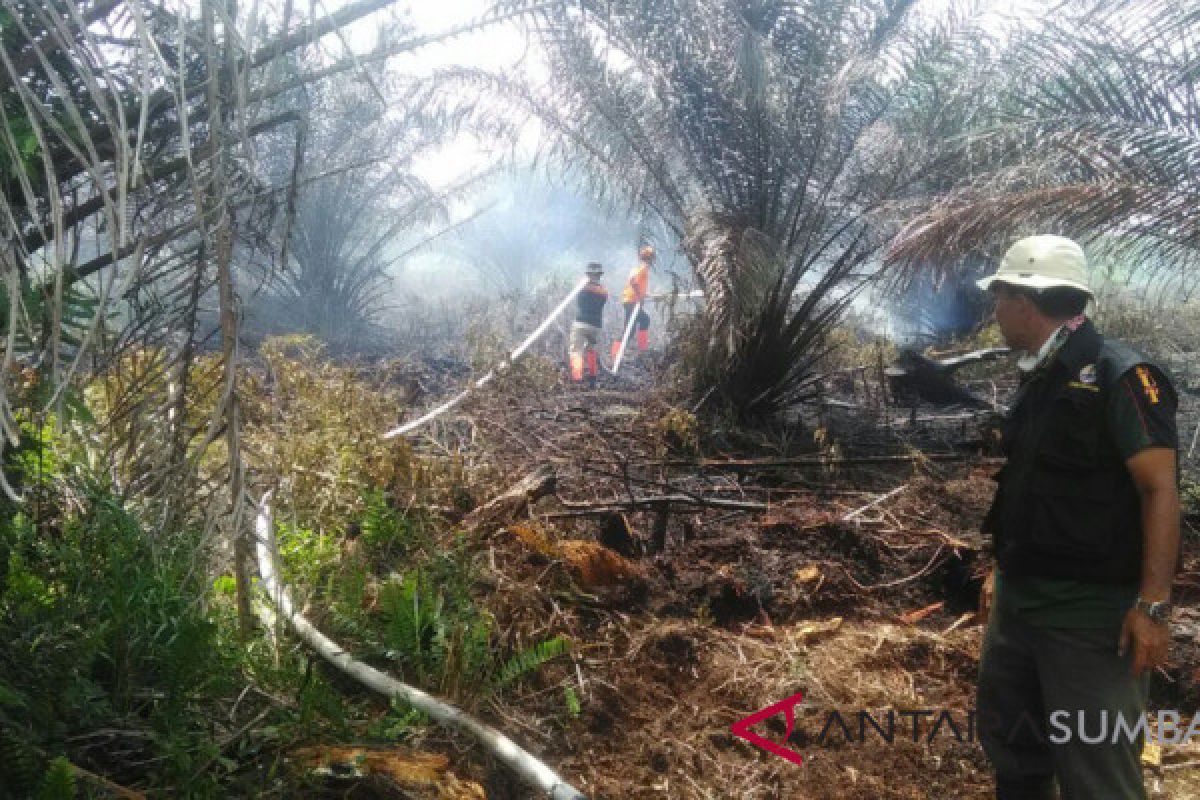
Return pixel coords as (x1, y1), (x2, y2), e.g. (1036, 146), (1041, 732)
(1135, 365), (1162, 404)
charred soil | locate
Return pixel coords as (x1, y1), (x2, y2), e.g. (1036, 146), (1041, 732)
(319, 355), (1200, 799)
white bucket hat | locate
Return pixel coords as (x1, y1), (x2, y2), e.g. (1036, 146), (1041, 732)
(976, 235), (1092, 296)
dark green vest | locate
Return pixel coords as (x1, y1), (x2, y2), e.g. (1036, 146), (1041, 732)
(984, 320), (1167, 584)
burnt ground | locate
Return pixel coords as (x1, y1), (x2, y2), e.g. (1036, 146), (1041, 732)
(380, 355), (1200, 800)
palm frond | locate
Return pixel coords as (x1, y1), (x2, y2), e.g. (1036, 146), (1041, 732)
(888, 1), (1200, 291)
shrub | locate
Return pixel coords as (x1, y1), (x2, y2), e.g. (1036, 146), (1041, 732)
(242, 335), (424, 531)
(0, 485), (231, 796)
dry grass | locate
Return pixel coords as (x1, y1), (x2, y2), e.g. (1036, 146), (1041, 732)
(241, 335), (486, 530)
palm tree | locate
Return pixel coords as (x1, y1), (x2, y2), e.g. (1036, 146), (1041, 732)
(888, 1), (1200, 296)
(0, 0), (520, 628)
(477, 0), (990, 419)
(248, 77), (456, 350)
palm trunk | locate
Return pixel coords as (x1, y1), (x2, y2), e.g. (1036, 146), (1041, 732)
(205, 0), (253, 636)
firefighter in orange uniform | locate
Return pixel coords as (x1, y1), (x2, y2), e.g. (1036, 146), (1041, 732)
(569, 262), (608, 386)
(613, 245), (653, 359)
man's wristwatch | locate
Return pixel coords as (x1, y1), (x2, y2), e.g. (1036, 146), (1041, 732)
(1134, 597), (1173, 624)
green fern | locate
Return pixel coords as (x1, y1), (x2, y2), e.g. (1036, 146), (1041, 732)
(492, 636), (571, 691)
(563, 685), (582, 718)
(360, 490), (401, 548)
(379, 572), (425, 659)
(358, 490), (429, 557)
(376, 567), (503, 696)
(34, 757), (74, 800)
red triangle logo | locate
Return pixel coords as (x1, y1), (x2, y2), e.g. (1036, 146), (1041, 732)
(730, 691), (805, 766)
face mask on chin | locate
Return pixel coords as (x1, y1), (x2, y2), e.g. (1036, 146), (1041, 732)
(1016, 313), (1085, 374)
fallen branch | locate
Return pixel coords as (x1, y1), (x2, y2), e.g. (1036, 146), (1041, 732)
(544, 494), (768, 518)
(841, 484), (910, 522)
(253, 492), (588, 800)
(629, 454), (1001, 469)
(838, 545), (946, 592)
(464, 465), (557, 531)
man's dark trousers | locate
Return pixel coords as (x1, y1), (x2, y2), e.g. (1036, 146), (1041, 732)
(977, 601), (1150, 800)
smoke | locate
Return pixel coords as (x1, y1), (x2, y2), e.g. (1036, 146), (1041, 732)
(885, 259), (993, 345)
(387, 166), (684, 309)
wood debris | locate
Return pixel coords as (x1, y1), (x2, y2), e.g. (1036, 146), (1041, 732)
(899, 601), (945, 625)
(557, 539), (646, 586)
(790, 616), (844, 642)
(504, 523), (644, 587)
(464, 465), (557, 532)
(291, 747), (486, 798)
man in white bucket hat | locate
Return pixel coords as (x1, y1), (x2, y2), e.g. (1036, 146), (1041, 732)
(974, 235), (1181, 800)
(976, 234), (1093, 294)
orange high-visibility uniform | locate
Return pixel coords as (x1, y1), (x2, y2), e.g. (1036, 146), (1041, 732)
(620, 262), (650, 304)
(614, 261), (652, 357)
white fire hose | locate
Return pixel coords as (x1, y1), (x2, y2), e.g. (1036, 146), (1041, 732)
(610, 300), (642, 375)
(383, 278), (588, 439)
(253, 492), (588, 799)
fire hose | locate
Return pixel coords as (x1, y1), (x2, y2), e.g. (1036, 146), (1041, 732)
(383, 278), (588, 439)
(609, 299), (642, 375)
(253, 492), (588, 799)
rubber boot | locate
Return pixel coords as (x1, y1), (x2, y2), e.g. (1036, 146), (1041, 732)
(637, 329), (649, 351)
(569, 353), (584, 382)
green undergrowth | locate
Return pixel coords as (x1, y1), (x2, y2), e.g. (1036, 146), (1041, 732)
(266, 489), (571, 705)
(0, 454), (570, 796)
(0, 341), (573, 796)
(0, 480), (234, 797)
